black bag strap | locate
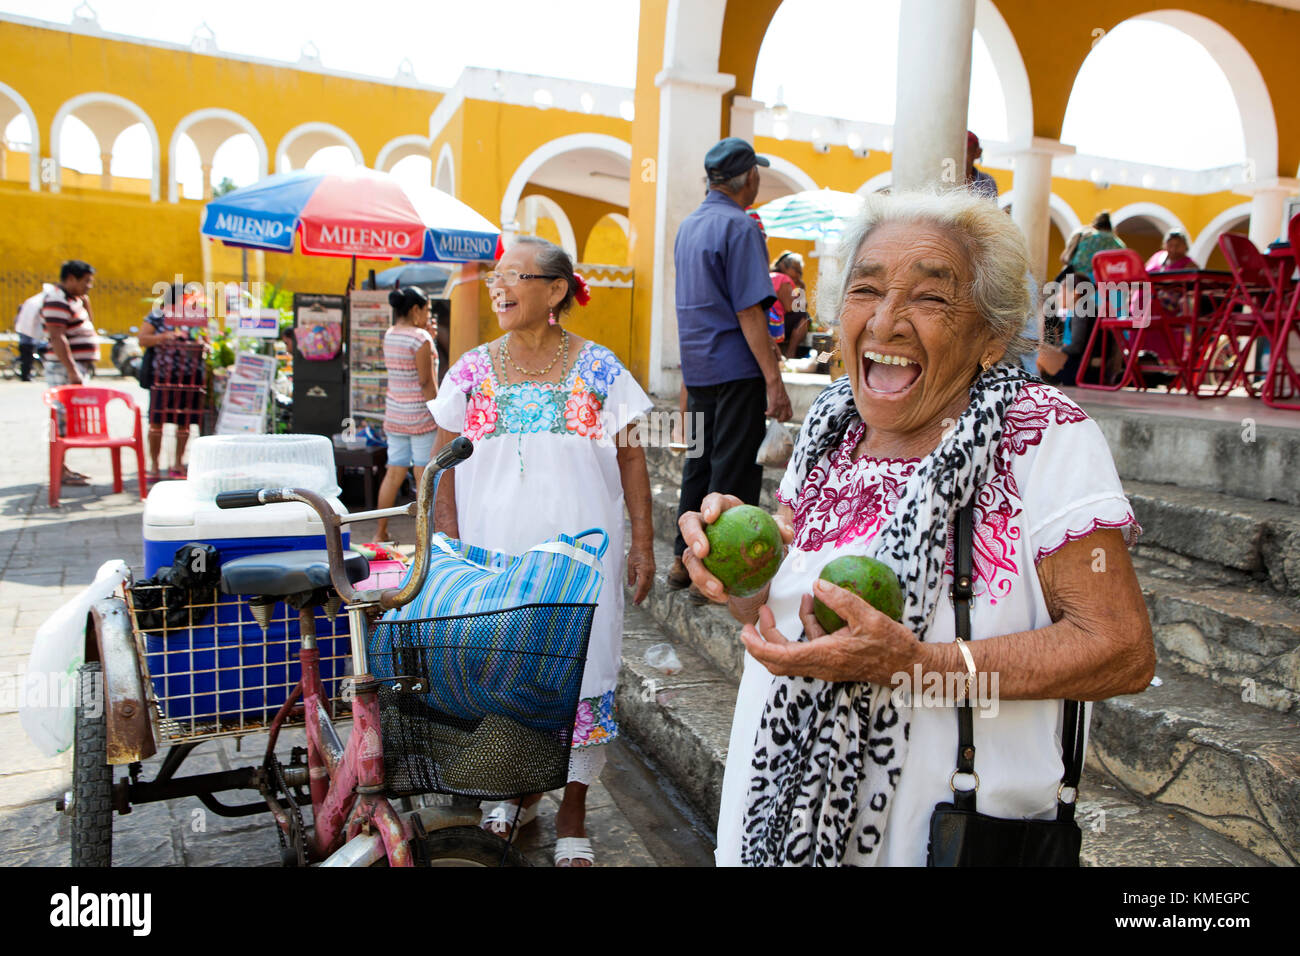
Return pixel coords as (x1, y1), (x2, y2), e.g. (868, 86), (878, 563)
(951, 503), (977, 812)
(948, 503), (1085, 820)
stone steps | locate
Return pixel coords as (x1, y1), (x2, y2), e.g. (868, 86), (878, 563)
(1124, 480), (1300, 596)
(1133, 554), (1300, 713)
(1089, 666), (1300, 867)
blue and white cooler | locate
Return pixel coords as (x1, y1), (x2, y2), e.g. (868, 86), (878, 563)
(138, 434), (355, 731)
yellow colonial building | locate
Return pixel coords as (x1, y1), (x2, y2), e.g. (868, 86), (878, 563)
(2, 1), (1299, 391)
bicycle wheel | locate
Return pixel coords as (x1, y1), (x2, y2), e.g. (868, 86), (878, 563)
(417, 826), (529, 867)
(70, 662), (113, 866)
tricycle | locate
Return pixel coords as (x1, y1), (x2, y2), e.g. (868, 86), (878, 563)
(60, 436), (595, 866)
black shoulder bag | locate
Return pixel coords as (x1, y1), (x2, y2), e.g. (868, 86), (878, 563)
(926, 503), (1084, 867)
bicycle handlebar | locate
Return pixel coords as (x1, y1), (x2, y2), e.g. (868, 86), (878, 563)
(214, 436), (473, 608)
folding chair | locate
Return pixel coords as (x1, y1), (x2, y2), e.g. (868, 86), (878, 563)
(1193, 233), (1289, 398)
(1261, 215), (1300, 410)
(1075, 250), (1191, 391)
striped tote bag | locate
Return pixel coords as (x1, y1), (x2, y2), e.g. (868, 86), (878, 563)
(371, 529), (608, 730)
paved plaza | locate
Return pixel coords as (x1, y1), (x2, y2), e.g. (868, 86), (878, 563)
(0, 377), (715, 867)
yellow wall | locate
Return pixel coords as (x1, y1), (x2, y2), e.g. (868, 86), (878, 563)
(583, 214), (630, 265)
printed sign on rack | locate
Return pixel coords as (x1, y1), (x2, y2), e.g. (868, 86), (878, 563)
(228, 308), (282, 338)
(215, 350), (279, 435)
(348, 290), (393, 423)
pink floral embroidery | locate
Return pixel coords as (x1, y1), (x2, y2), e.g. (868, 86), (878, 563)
(564, 391), (604, 439)
(571, 700), (595, 742)
(450, 348), (490, 393)
(999, 383), (1088, 456)
(462, 392), (498, 440)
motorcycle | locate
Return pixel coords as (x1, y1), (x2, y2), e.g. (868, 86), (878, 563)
(100, 327), (143, 380)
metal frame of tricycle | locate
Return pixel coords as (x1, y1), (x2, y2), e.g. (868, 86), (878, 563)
(81, 438), (477, 865)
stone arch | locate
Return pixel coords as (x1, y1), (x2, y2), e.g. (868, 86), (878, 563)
(168, 108), (268, 202)
(376, 134), (430, 174)
(51, 92), (161, 200)
(275, 122), (363, 172)
(434, 142), (455, 196)
(1110, 201), (1189, 241)
(998, 190), (1083, 241)
(974, 0), (1033, 147)
(0, 80), (40, 190)
(499, 133), (632, 230)
(1061, 10), (1276, 180)
(758, 154), (818, 202)
(517, 193), (579, 261)
(1191, 201), (1253, 265)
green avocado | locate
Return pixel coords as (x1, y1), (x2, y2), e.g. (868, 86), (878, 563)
(813, 555), (904, 632)
(701, 505), (783, 597)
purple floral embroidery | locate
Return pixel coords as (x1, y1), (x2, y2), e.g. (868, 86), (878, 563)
(450, 347), (490, 393)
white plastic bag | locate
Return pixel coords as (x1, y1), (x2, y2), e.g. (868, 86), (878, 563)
(644, 643), (682, 675)
(756, 419), (794, 468)
(19, 559), (130, 756)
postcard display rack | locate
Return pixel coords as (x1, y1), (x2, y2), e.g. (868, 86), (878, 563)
(291, 293), (347, 438)
(347, 289), (392, 428)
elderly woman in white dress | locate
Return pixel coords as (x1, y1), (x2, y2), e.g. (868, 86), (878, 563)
(428, 237), (655, 867)
(679, 190), (1156, 866)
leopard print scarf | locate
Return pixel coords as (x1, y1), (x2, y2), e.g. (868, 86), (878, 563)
(739, 363), (1034, 866)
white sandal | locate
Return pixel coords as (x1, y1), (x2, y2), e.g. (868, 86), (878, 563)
(480, 800), (539, 843)
(554, 836), (594, 867)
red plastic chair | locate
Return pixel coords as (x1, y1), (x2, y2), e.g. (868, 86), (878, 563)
(44, 386), (147, 507)
(1261, 215), (1300, 410)
(1193, 232), (1288, 398)
(1075, 249), (1191, 391)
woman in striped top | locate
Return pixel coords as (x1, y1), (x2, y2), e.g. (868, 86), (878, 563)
(375, 286), (438, 543)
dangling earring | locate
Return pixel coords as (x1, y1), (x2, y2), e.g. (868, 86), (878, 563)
(981, 356), (994, 373)
(548, 310), (558, 327)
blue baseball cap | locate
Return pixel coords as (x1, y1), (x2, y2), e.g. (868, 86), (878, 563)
(705, 137), (770, 182)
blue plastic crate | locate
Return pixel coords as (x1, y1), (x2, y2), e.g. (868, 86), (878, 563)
(141, 589), (351, 726)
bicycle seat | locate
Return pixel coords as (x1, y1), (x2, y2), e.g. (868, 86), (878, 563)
(220, 550), (370, 597)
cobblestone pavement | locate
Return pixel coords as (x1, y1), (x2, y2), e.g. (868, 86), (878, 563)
(0, 378), (715, 867)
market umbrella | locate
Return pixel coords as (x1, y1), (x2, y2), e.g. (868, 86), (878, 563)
(754, 188), (865, 242)
(370, 263), (454, 292)
(200, 167), (500, 264)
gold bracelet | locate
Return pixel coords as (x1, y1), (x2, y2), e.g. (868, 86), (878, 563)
(954, 638), (977, 701)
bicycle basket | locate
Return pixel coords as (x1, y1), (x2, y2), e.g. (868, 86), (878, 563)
(370, 526), (608, 799)
(369, 603), (595, 799)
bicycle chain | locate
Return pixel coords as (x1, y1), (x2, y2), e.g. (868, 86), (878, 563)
(264, 751), (307, 866)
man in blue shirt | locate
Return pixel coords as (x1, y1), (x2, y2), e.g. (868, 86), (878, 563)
(965, 131), (998, 199)
(667, 137), (793, 594)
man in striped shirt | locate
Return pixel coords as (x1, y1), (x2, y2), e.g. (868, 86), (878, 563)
(43, 260), (99, 386)
(43, 260), (99, 486)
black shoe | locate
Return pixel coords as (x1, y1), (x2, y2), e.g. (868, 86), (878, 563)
(666, 556), (690, 590)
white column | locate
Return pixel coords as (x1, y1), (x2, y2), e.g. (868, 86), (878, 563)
(1010, 138), (1074, 286)
(891, 0), (976, 191)
(728, 95), (763, 144)
(648, 66), (735, 396)
(1247, 179), (1299, 249)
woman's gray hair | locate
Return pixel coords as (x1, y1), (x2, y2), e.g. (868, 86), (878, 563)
(509, 235), (580, 316)
(817, 189), (1038, 363)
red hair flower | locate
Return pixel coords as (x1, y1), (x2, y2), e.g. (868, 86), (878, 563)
(573, 272), (591, 306)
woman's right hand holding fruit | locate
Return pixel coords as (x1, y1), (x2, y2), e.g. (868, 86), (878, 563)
(678, 493), (794, 623)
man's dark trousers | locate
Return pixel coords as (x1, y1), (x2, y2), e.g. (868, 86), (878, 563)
(673, 377), (767, 556)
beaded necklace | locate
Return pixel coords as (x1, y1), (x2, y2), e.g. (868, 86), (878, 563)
(495, 330), (572, 475)
(499, 330), (568, 384)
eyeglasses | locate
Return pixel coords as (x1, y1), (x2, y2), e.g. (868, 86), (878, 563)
(484, 270), (562, 287)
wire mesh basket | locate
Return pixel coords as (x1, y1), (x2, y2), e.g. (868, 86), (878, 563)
(125, 577), (352, 744)
(368, 603), (595, 800)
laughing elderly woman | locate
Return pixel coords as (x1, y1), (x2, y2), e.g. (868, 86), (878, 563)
(680, 190), (1155, 866)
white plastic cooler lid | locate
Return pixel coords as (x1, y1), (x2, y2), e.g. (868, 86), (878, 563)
(143, 479), (348, 541)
